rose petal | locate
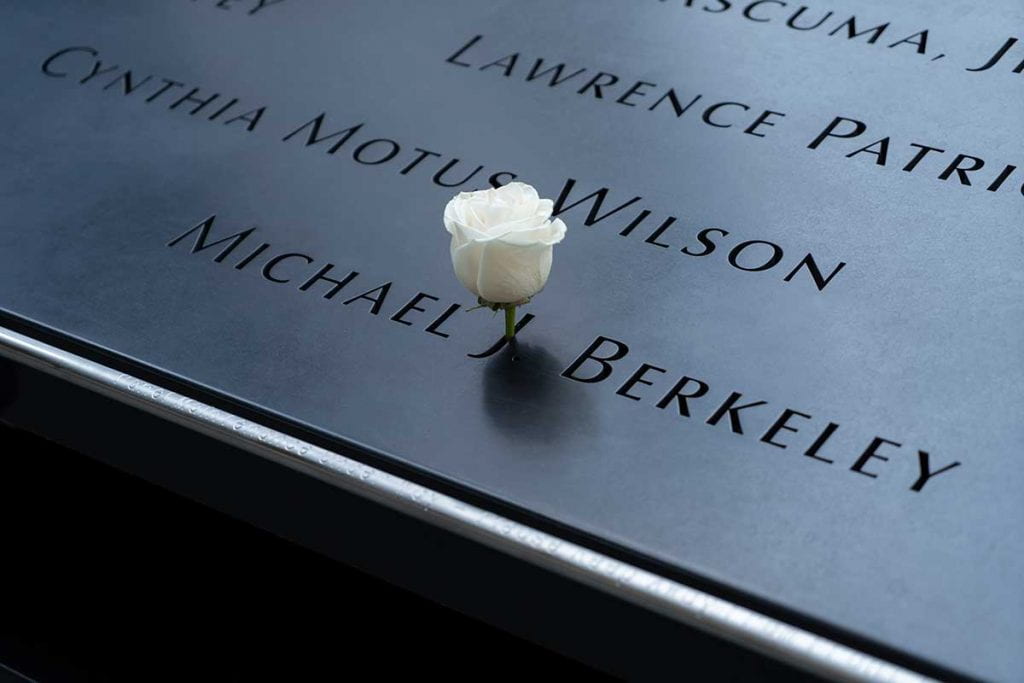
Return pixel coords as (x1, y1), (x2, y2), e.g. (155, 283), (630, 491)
(545, 217), (568, 245)
(534, 197), (554, 221)
(476, 240), (553, 303)
(451, 238), (484, 296)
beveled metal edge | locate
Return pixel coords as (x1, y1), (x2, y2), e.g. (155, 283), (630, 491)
(0, 324), (932, 683)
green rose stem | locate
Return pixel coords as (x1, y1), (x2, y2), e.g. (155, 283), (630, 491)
(504, 304), (517, 340)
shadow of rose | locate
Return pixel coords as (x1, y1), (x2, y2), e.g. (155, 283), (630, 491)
(482, 340), (595, 444)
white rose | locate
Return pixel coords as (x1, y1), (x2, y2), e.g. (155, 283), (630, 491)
(443, 182), (568, 304)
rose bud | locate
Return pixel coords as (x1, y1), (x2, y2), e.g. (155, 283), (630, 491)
(443, 182), (567, 306)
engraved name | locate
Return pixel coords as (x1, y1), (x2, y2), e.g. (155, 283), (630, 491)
(43, 45), (843, 293)
(167, 215), (961, 494)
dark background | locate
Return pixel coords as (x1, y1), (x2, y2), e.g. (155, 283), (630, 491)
(0, 425), (607, 682)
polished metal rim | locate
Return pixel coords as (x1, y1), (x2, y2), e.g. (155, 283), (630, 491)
(0, 324), (931, 683)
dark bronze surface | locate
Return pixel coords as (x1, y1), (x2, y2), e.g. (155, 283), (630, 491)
(1, 2), (1021, 678)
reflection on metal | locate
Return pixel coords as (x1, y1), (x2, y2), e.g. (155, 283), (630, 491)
(0, 325), (930, 683)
